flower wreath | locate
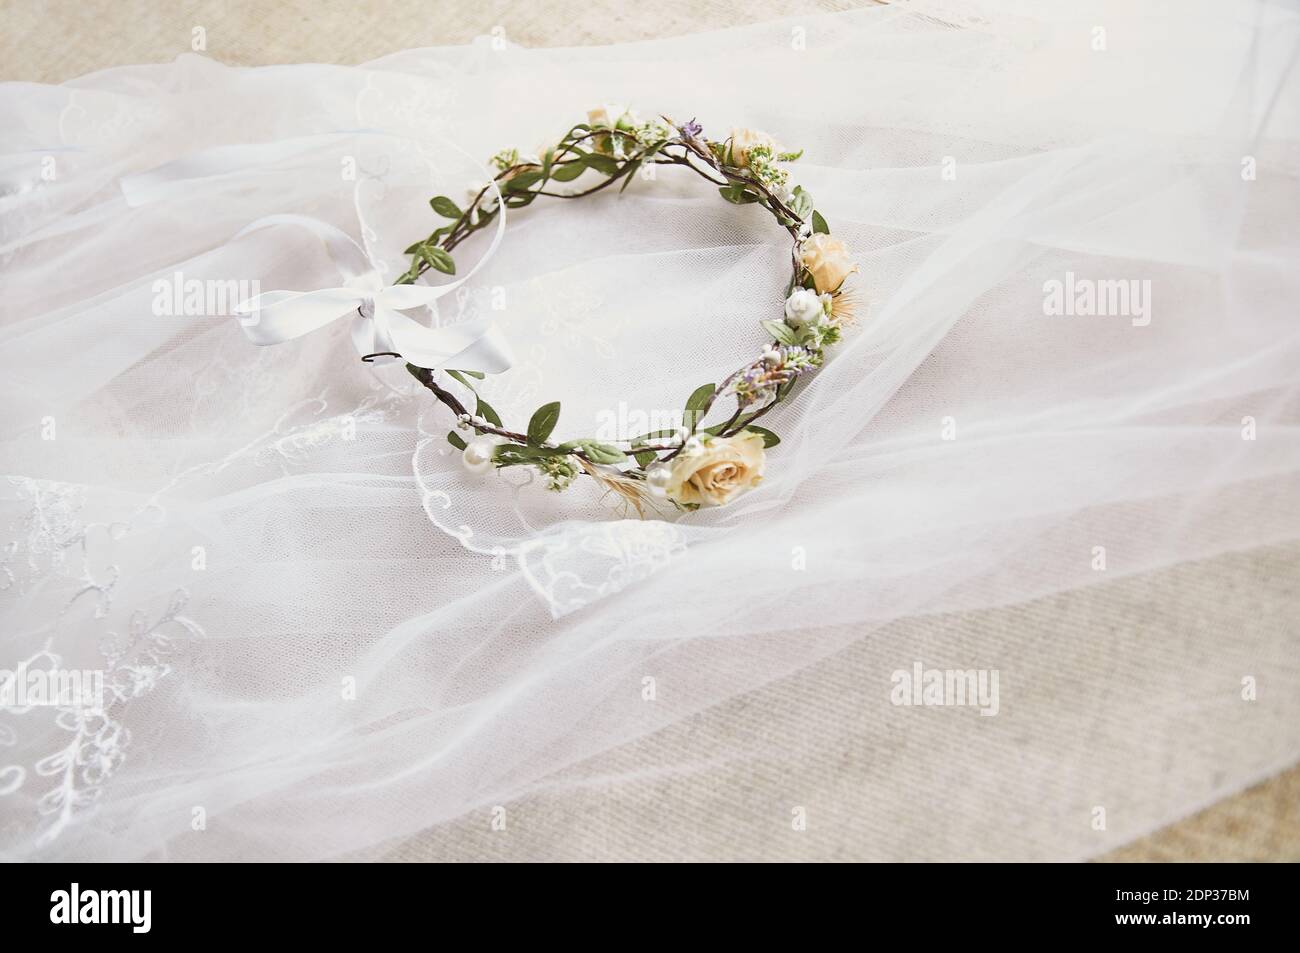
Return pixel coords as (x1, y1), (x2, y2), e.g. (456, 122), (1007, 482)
(393, 108), (859, 513)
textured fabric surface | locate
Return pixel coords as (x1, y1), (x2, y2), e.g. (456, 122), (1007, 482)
(373, 544), (1299, 862)
(3, 0), (1296, 862)
(2, 0), (868, 83)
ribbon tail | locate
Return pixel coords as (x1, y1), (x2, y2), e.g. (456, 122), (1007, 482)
(382, 308), (515, 373)
(236, 287), (364, 346)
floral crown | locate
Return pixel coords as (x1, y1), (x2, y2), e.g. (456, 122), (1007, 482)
(237, 108), (860, 515)
(405, 108), (859, 514)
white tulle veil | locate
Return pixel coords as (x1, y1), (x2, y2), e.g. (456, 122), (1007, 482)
(2, 0), (1298, 860)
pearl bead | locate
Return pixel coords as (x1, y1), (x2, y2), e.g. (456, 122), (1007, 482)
(461, 435), (500, 474)
(644, 463), (673, 498)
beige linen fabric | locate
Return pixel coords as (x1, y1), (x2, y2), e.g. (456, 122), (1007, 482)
(372, 544), (1300, 862)
(2, 0), (867, 83)
(4, 0), (1296, 862)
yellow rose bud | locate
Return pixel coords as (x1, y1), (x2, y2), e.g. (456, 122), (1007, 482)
(799, 233), (858, 294)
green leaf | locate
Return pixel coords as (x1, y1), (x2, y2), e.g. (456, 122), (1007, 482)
(475, 397), (503, 428)
(445, 369), (480, 390)
(551, 160), (586, 182)
(619, 160), (642, 193)
(504, 170), (543, 192)
(420, 245), (456, 275)
(579, 441), (628, 465)
(789, 185), (814, 219)
(811, 210), (829, 234)
(583, 153), (621, 176)
(684, 382), (715, 429)
(404, 227), (451, 256)
(447, 431), (468, 451)
(762, 319), (798, 346)
(718, 184), (760, 205)
(451, 369), (485, 380)
(429, 196), (462, 219)
(492, 446), (535, 468)
(633, 450), (656, 467)
(496, 444), (566, 465)
(685, 383), (715, 412)
(744, 425), (781, 448)
(526, 401), (561, 446)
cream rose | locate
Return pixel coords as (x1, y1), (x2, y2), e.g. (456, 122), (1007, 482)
(799, 233), (858, 293)
(728, 127), (779, 168)
(664, 431), (766, 507)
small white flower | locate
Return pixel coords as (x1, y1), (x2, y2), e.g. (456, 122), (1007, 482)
(784, 288), (825, 329)
(466, 181), (500, 214)
(635, 117), (671, 144)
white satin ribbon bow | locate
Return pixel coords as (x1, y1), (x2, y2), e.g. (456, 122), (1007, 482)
(232, 213), (513, 372)
(119, 132), (513, 373)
